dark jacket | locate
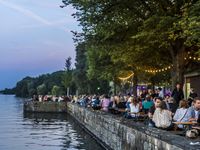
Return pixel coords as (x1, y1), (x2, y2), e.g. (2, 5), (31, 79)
(171, 88), (184, 104)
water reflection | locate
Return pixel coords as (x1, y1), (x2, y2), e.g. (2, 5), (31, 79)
(23, 113), (104, 150)
(0, 95), (104, 150)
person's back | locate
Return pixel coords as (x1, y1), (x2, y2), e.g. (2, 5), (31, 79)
(142, 98), (153, 113)
(101, 96), (110, 111)
(173, 100), (189, 125)
(153, 108), (172, 128)
(91, 98), (100, 107)
(130, 103), (140, 115)
(152, 101), (172, 129)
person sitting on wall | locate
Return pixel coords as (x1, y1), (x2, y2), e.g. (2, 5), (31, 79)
(127, 97), (140, 119)
(152, 101), (173, 130)
(148, 97), (162, 127)
(79, 95), (87, 107)
(173, 100), (190, 129)
(101, 95), (110, 112)
(91, 95), (101, 110)
(109, 96), (122, 114)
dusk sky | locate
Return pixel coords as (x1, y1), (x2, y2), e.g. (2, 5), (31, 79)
(0, 0), (79, 89)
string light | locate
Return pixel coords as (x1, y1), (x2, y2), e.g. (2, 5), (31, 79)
(119, 54), (199, 81)
(144, 65), (173, 73)
(184, 54), (200, 62)
(118, 72), (134, 80)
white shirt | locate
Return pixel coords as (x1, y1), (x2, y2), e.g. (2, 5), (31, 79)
(129, 103), (140, 117)
(153, 108), (172, 128)
(195, 110), (199, 119)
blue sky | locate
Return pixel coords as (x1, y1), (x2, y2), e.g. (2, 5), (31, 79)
(0, 0), (79, 89)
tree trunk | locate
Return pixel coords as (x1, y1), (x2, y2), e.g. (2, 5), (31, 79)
(113, 81), (117, 95)
(132, 73), (138, 97)
(170, 41), (186, 89)
(67, 87), (70, 96)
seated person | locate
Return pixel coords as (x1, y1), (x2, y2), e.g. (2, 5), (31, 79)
(91, 96), (101, 110)
(152, 101), (173, 130)
(168, 97), (177, 114)
(101, 95), (110, 112)
(173, 100), (190, 129)
(188, 97), (200, 122)
(109, 96), (122, 111)
(79, 96), (87, 107)
(148, 97), (162, 127)
(142, 95), (154, 114)
(125, 97), (140, 119)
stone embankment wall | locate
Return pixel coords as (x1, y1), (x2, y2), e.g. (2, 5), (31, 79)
(24, 101), (67, 113)
(67, 103), (199, 150)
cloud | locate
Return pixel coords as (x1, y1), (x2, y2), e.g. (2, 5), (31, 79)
(0, 0), (75, 32)
(19, 18), (74, 32)
(0, 0), (51, 25)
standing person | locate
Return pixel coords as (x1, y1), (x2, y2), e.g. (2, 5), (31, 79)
(188, 88), (198, 106)
(158, 88), (164, 99)
(171, 83), (184, 109)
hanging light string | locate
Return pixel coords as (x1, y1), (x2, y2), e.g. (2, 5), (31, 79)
(118, 65), (172, 80)
(144, 65), (173, 73)
(118, 72), (134, 80)
(184, 56), (200, 61)
(185, 51), (200, 61)
(118, 53), (200, 80)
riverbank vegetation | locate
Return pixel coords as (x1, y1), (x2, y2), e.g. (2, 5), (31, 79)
(61, 0), (200, 89)
(2, 1), (200, 97)
(1, 55), (111, 97)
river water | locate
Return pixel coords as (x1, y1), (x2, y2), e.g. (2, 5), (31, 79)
(0, 95), (104, 150)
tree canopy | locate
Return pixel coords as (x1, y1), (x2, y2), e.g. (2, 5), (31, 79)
(62, 0), (200, 88)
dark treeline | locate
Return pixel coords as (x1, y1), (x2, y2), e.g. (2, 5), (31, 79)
(1, 44), (111, 98)
(1, 71), (72, 97)
(0, 88), (16, 95)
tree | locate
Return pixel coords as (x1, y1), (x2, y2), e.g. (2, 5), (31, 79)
(65, 57), (72, 71)
(37, 84), (47, 95)
(62, 0), (200, 88)
(51, 85), (63, 96)
(62, 57), (73, 95)
(61, 71), (72, 95)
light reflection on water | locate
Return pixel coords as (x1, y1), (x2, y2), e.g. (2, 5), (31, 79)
(0, 95), (104, 150)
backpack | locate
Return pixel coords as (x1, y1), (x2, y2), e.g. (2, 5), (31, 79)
(186, 129), (199, 138)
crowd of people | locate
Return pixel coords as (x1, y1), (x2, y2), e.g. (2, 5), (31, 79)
(73, 83), (200, 136)
(32, 83), (200, 137)
(33, 95), (72, 102)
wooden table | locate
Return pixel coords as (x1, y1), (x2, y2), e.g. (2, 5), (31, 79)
(192, 126), (200, 130)
(173, 122), (198, 131)
(173, 122), (198, 125)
